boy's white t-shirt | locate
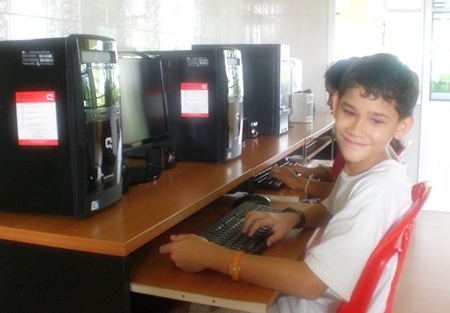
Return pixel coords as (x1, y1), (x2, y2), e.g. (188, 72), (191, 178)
(272, 147), (413, 313)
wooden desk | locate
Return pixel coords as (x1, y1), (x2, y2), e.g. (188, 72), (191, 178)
(0, 112), (334, 313)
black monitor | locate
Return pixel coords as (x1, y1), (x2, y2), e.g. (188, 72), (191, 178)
(118, 53), (170, 158)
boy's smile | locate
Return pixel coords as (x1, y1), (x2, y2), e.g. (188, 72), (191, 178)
(333, 86), (413, 176)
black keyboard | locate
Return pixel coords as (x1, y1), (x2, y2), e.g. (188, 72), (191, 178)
(253, 158), (299, 190)
(200, 201), (279, 254)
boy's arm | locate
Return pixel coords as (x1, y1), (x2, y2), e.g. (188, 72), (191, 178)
(159, 204), (330, 299)
(270, 164), (332, 181)
(304, 181), (335, 200)
(160, 234), (328, 300)
(299, 202), (331, 229)
(269, 166), (334, 198)
(227, 251), (328, 299)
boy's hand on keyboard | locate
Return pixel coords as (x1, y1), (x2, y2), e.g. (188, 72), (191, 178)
(269, 166), (304, 190)
(242, 211), (294, 247)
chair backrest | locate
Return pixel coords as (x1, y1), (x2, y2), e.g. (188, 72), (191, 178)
(336, 181), (431, 313)
(395, 139), (412, 157)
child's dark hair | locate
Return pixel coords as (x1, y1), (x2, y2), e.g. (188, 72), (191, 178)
(338, 53), (420, 119)
(325, 57), (359, 90)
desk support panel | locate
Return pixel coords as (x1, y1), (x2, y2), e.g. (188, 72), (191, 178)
(0, 240), (131, 313)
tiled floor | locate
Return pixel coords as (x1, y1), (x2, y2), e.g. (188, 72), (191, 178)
(393, 210), (450, 313)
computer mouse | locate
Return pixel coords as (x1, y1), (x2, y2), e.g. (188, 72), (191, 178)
(232, 194), (272, 208)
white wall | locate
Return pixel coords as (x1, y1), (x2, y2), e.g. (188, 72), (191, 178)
(0, 0), (332, 111)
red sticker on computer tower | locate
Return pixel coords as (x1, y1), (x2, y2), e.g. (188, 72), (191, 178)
(15, 91), (59, 146)
(180, 82), (209, 117)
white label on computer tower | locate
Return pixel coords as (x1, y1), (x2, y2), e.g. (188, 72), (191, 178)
(186, 56), (209, 67)
(21, 50), (54, 66)
(15, 91), (59, 146)
(180, 82), (209, 118)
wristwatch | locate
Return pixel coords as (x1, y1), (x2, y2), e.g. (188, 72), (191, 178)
(282, 207), (306, 229)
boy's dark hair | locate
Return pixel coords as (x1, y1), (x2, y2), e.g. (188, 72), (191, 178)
(325, 57), (359, 90)
(338, 53), (420, 119)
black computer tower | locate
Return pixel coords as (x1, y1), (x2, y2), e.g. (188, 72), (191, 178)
(148, 48), (244, 162)
(193, 44), (291, 135)
(0, 34), (123, 217)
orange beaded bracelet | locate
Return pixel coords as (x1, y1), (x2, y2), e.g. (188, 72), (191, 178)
(229, 251), (243, 281)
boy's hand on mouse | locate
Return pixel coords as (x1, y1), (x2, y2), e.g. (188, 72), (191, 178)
(242, 211), (293, 246)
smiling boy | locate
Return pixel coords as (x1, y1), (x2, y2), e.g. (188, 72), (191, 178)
(160, 53), (420, 313)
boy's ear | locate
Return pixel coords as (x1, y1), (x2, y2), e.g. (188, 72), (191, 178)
(394, 116), (414, 140)
(331, 92), (341, 116)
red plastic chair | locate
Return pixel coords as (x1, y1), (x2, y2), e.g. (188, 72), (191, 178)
(395, 139), (413, 157)
(336, 181), (432, 313)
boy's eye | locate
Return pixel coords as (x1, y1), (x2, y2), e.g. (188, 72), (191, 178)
(372, 118), (384, 125)
(343, 109), (355, 116)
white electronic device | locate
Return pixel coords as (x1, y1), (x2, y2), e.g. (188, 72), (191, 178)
(289, 92), (314, 123)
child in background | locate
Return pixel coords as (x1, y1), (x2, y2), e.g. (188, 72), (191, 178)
(160, 53), (419, 313)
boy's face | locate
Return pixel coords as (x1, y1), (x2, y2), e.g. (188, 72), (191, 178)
(333, 86), (413, 175)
